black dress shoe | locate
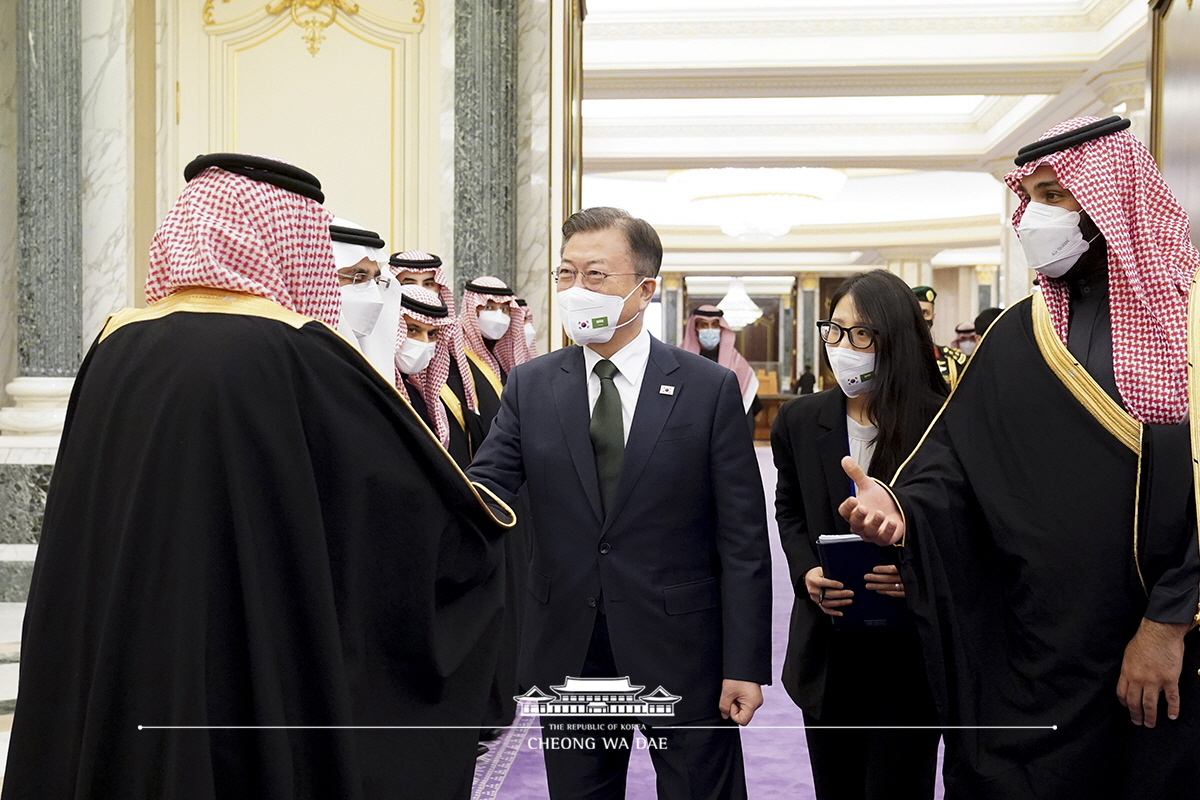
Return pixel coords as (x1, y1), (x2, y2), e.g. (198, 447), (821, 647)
(476, 744), (489, 759)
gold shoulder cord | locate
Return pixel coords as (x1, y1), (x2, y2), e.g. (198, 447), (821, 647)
(1188, 280), (1200, 630)
(1031, 292), (1141, 452)
(945, 355), (961, 392)
(464, 348), (504, 399)
(98, 289), (515, 527)
(440, 384), (467, 432)
(1032, 292), (1147, 591)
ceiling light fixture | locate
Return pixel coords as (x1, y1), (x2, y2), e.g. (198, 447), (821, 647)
(716, 277), (763, 331)
(669, 167), (847, 243)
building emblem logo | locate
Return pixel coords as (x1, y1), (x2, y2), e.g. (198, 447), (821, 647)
(515, 677), (682, 717)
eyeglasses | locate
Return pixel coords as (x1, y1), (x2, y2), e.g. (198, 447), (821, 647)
(339, 270), (390, 289)
(552, 267), (641, 291)
(817, 320), (877, 350)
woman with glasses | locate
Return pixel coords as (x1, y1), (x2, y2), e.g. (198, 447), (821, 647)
(770, 269), (947, 800)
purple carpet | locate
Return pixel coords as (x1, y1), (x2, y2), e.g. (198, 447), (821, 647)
(473, 445), (945, 799)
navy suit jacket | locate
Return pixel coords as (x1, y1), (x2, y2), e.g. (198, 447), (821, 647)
(468, 336), (772, 724)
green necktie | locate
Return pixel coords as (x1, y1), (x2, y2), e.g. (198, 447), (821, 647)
(590, 359), (624, 514)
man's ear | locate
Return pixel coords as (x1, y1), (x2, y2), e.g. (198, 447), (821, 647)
(640, 277), (657, 304)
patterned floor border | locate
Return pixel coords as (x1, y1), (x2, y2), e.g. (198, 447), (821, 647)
(471, 715), (537, 800)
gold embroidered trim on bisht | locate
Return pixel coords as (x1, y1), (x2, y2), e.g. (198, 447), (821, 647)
(97, 289), (515, 527)
(100, 288), (314, 341)
(440, 384), (467, 432)
(1188, 279), (1200, 626)
(1031, 292), (1141, 454)
(464, 348), (504, 398)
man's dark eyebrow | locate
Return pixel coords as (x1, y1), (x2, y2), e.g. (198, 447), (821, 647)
(1019, 179), (1063, 196)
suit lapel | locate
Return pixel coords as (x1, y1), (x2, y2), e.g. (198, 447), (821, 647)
(603, 340), (679, 532)
(554, 347), (604, 523)
(815, 390), (853, 536)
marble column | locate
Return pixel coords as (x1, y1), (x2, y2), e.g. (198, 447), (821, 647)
(976, 264), (999, 310)
(454, 0), (518, 297)
(1, 0), (82, 439)
(659, 273), (682, 345)
(800, 277), (818, 388)
(1, 0), (18, 410)
(15, 0), (82, 380)
(0, 0), (83, 598)
(515, 0), (552, 346)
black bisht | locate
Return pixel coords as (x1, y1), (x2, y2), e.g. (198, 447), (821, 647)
(1, 297), (513, 800)
(892, 296), (1200, 799)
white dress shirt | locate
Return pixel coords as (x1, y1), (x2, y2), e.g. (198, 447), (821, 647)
(582, 328), (652, 444)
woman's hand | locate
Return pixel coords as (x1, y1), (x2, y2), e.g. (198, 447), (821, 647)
(805, 566), (853, 617)
(863, 564), (905, 598)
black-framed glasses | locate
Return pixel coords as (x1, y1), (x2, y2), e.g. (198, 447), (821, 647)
(818, 320), (876, 350)
(552, 267), (641, 291)
(339, 270), (390, 289)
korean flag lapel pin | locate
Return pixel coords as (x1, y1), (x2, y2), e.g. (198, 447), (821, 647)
(659, 385), (675, 396)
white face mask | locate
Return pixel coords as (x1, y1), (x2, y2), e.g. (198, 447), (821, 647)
(396, 336), (436, 375)
(697, 329), (722, 350)
(825, 344), (876, 398)
(524, 322), (536, 349)
(557, 279), (647, 346)
(958, 339), (976, 356)
(1016, 201), (1097, 279)
(338, 280), (385, 336)
(477, 309), (512, 341)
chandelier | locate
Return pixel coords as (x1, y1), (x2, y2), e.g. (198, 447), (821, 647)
(669, 167), (847, 243)
(716, 278), (763, 331)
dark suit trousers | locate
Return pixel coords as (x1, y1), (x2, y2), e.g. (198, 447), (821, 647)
(542, 613), (748, 800)
(801, 629), (939, 800)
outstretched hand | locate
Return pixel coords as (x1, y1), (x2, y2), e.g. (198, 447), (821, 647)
(837, 456), (905, 545)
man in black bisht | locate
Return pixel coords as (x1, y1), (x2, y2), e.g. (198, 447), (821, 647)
(842, 116), (1200, 798)
(1, 154), (513, 800)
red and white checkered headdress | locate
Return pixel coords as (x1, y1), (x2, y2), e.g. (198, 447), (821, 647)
(389, 251), (455, 314)
(396, 285), (478, 446)
(146, 158), (339, 327)
(1004, 116), (1200, 424)
(682, 305), (756, 400)
(459, 276), (530, 375)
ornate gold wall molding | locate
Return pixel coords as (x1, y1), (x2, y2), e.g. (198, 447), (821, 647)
(203, 0), (424, 54)
(202, 0), (229, 26)
(265, 0), (360, 56)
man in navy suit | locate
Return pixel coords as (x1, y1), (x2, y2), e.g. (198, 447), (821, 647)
(469, 207), (772, 799)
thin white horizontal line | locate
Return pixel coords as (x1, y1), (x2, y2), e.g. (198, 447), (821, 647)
(139, 725), (520, 730)
(138, 724), (1058, 731)
(659, 725), (1058, 730)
